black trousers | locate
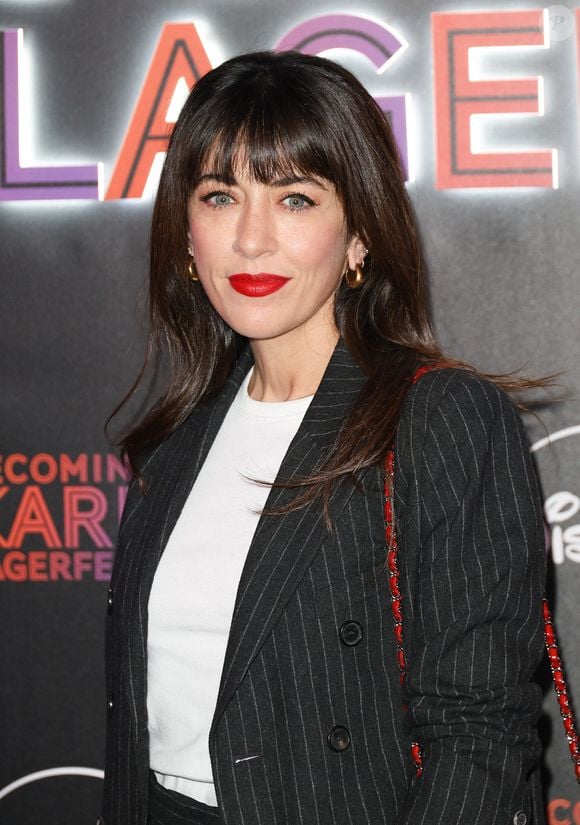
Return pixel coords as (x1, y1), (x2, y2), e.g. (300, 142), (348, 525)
(148, 772), (223, 825)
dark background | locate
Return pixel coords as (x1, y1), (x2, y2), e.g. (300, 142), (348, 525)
(1, 1), (578, 822)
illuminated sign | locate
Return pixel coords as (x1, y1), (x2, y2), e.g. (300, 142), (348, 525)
(433, 10), (555, 188)
(106, 23), (212, 200)
(0, 29), (101, 200)
(0, 452), (128, 582)
(532, 426), (580, 567)
(277, 14), (410, 179)
(0, 8), (574, 201)
(547, 797), (580, 825)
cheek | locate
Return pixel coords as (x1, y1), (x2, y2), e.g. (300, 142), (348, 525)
(187, 205), (229, 260)
(187, 220), (213, 259)
(287, 219), (347, 266)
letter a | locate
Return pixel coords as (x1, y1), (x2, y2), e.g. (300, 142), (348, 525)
(105, 23), (212, 200)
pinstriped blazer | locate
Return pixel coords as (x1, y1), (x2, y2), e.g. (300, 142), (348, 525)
(99, 336), (547, 825)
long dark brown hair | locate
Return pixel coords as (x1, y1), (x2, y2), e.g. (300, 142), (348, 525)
(114, 50), (553, 526)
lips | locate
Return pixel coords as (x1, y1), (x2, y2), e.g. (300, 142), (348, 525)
(228, 273), (290, 297)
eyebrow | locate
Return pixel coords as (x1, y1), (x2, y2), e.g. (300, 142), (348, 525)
(195, 173), (328, 190)
(196, 172), (236, 186)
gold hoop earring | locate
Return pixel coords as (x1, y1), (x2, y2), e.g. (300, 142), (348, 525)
(187, 259), (199, 282)
(345, 262), (365, 289)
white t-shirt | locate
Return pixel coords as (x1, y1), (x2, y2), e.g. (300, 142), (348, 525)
(147, 366), (314, 806)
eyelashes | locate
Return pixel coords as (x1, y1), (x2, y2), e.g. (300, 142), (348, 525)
(281, 193), (316, 211)
(201, 192), (234, 208)
(199, 189), (317, 212)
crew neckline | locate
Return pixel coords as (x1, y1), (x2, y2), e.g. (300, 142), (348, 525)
(235, 367), (315, 418)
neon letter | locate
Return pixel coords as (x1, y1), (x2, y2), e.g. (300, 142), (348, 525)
(106, 23), (212, 200)
(60, 454), (89, 484)
(433, 10), (555, 189)
(73, 551), (94, 580)
(63, 486), (113, 548)
(0, 30), (100, 201)
(4, 486), (62, 549)
(276, 15), (411, 179)
(4, 453), (28, 484)
(547, 798), (571, 825)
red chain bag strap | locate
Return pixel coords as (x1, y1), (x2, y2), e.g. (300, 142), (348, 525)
(383, 364), (580, 783)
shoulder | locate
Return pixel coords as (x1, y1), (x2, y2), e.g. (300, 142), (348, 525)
(393, 367), (544, 571)
(404, 365), (514, 418)
(400, 366), (522, 436)
(395, 366), (530, 477)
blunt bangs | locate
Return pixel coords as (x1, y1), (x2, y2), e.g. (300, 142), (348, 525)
(183, 59), (353, 208)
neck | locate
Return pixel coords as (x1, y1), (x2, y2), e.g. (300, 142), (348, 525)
(248, 323), (339, 402)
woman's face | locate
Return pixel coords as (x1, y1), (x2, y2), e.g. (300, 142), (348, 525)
(187, 161), (364, 344)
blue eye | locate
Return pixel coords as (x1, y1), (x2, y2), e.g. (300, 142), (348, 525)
(203, 192), (234, 207)
(283, 193), (315, 211)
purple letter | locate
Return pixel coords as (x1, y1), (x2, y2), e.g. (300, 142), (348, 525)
(0, 29), (100, 201)
(276, 14), (410, 178)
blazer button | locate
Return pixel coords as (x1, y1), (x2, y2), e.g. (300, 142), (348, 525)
(513, 813), (527, 825)
(327, 725), (351, 752)
(339, 620), (364, 646)
(107, 694), (114, 717)
(96, 818), (106, 825)
(107, 588), (113, 615)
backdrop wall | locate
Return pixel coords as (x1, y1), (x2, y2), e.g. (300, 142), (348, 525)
(1, 1), (579, 823)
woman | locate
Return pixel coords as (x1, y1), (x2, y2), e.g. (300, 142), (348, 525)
(100, 51), (548, 825)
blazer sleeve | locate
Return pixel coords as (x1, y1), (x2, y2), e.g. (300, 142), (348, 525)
(396, 370), (547, 825)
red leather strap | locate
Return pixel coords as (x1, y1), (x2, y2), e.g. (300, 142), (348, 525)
(383, 364), (441, 777)
(384, 363), (580, 783)
(542, 599), (580, 781)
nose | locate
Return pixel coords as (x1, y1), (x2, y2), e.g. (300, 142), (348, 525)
(233, 197), (277, 259)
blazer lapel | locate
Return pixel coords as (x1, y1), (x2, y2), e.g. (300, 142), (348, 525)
(119, 334), (367, 754)
(121, 344), (255, 559)
(211, 336), (367, 730)
(119, 343), (256, 747)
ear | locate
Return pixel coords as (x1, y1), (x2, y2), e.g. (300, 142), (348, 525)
(346, 234), (367, 270)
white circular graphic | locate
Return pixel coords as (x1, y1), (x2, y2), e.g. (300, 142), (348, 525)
(531, 424), (580, 452)
(531, 425), (580, 566)
(0, 767), (103, 801)
(543, 5), (575, 43)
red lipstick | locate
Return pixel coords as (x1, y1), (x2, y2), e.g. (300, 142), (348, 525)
(228, 273), (290, 297)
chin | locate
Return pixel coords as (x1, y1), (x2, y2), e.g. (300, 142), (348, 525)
(224, 316), (299, 342)
(231, 324), (293, 342)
